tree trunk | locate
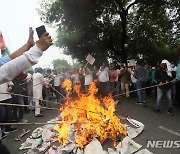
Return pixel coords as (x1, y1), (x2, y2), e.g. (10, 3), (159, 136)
(120, 9), (128, 64)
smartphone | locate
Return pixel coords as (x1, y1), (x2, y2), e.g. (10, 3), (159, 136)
(36, 25), (46, 38)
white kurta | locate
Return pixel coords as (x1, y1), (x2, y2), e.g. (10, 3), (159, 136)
(33, 72), (45, 116)
(33, 72), (44, 100)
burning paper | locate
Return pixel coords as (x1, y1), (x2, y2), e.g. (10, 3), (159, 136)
(56, 80), (127, 148)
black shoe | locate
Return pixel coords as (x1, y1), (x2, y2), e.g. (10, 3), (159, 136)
(4, 127), (18, 133)
(167, 109), (174, 116)
(136, 102), (142, 105)
(153, 109), (160, 113)
(1, 132), (8, 139)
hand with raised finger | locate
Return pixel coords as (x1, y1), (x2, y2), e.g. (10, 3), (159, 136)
(27, 27), (35, 48)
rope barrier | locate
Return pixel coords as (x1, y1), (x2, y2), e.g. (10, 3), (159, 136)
(113, 80), (176, 97)
(50, 86), (66, 98)
(0, 102), (59, 111)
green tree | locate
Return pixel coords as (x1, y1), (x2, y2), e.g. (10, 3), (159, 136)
(52, 59), (70, 70)
(39, 0), (179, 65)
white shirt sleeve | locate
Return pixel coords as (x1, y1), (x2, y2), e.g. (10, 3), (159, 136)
(0, 44), (42, 84)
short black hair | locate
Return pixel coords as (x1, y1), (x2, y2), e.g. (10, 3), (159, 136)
(136, 59), (144, 66)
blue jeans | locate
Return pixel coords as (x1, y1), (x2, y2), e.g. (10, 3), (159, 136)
(136, 80), (146, 102)
(155, 87), (172, 110)
(12, 96), (24, 120)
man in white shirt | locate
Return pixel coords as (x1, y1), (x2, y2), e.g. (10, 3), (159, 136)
(84, 68), (93, 93)
(53, 70), (63, 102)
(33, 68), (46, 117)
(96, 66), (109, 97)
(71, 69), (80, 85)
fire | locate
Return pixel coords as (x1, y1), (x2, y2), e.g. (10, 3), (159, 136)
(61, 79), (72, 92)
(56, 79), (127, 148)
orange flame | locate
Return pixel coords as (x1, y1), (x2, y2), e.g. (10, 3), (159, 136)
(61, 79), (72, 92)
(56, 80), (127, 148)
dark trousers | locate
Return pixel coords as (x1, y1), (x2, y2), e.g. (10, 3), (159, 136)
(22, 91), (29, 112)
(54, 86), (61, 101)
(97, 82), (109, 98)
(175, 80), (180, 105)
(145, 80), (152, 96)
(0, 99), (12, 130)
(12, 96), (24, 120)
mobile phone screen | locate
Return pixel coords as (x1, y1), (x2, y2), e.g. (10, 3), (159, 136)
(36, 25), (46, 38)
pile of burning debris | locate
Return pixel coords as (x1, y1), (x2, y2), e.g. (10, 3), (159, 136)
(19, 80), (153, 154)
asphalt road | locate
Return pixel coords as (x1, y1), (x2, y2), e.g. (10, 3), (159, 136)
(2, 96), (180, 154)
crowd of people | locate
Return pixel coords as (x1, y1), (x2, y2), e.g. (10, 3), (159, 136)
(0, 27), (179, 153)
(2, 56), (179, 126)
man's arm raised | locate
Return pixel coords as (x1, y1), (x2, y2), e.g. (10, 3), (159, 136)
(0, 32), (53, 84)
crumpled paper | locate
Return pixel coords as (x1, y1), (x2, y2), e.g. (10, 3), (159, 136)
(76, 148), (83, 154)
(84, 138), (105, 154)
(108, 148), (117, 154)
(60, 143), (76, 153)
(43, 124), (56, 131)
(31, 127), (43, 139)
(42, 128), (55, 142)
(19, 137), (42, 150)
(126, 119), (144, 139)
(38, 141), (51, 152)
(127, 116), (141, 128)
(20, 117), (146, 154)
(116, 136), (142, 154)
(135, 149), (153, 154)
(46, 147), (57, 154)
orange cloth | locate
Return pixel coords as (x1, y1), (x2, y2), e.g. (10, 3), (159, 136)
(0, 32), (6, 50)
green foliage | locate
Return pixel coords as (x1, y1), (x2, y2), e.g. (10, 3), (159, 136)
(52, 59), (70, 70)
(52, 58), (83, 70)
(39, 0), (179, 66)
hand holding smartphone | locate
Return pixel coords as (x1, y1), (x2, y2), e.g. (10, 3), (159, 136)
(36, 25), (46, 38)
(36, 25), (53, 51)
